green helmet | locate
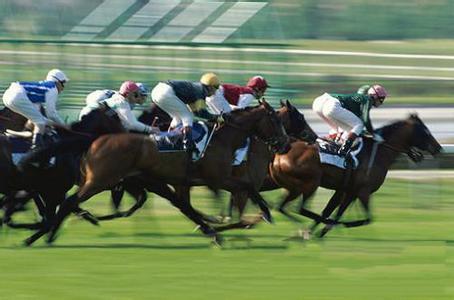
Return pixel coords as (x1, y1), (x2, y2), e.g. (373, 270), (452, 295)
(357, 85), (370, 95)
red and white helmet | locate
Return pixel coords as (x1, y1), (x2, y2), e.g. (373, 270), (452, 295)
(247, 76), (269, 91)
(367, 84), (388, 100)
(119, 81), (139, 97)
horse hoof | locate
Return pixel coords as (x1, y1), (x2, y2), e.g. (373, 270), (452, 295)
(261, 212), (274, 224)
(23, 238), (33, 247)
(46, 232), (57, 245)
(211, 235), (224, 247)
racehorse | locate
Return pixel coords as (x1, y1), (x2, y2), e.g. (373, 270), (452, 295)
(220, 100), (318, 225)
(268, 114), (442, 237)
(0, 104), (127, 245)
(0, 107), (28, 132)
(46, 100), (290, 245)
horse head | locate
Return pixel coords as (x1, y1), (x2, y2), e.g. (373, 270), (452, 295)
(223, 98), (289, 153)
(379, 114), (442, 162)
(407, 114), (442, 157)
(72, 103), (125, 136)
(278, 99), (318, 143)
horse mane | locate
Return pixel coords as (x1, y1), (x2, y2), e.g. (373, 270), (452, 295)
(377, 114), (417, 137)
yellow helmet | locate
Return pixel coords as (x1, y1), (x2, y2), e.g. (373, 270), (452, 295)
(200, 72), (220, 88)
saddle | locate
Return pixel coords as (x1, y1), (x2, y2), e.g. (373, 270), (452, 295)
(317, 137), (363, 169)
(6, 130), (58, 167)
(151, 121), (211, 161)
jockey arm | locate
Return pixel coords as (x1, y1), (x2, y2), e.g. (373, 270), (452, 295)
(44, 88), (65, 125)
(115, 100), (155, 134)
(189, 99), (219, 121)
(233, 94), (255, 110)
(206, 89), (232, 114)
(361, 99), (374, 134)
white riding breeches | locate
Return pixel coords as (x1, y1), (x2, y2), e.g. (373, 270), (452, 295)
(151, 82), (193, 128)
(312, 93), (364, 135)
(2, 82), (48, 134)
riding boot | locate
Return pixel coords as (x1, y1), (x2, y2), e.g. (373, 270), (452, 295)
(18, 133), (48, 171)
(182, 126), (196, 154)
(31, 133), (45, 149)
(338, 132), (358, 157)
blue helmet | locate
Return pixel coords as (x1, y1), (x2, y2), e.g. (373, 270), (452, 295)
(136, 83), (150, 97)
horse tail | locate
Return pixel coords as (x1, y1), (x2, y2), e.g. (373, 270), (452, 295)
(19, 136), (93, 166)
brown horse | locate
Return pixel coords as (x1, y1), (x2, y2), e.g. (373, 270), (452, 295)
(219, 100), (318, 225)
(269, 114), (442, 237)
(46, 100), (289, 244)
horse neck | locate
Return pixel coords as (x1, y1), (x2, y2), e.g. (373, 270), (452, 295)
(372, 123), (413, 168)
(212, 124), (250, 151)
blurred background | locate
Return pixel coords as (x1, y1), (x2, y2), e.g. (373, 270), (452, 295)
(1, 2), (454, 299)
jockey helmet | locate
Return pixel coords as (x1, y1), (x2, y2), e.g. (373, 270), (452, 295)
(367, 84), (388, 100)
(200, 72), (220, 88)
(119, 80), (139, 97)
(46, 69), (69, 83)
(247, 76), (269, 91)
(137, 83), (150, 96)
(357, 84), (370, 95)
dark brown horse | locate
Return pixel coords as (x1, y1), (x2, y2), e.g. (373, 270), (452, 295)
(0, 104), (127, 245)
(269, 114), (442, 237)
(46, 100), (289, 244)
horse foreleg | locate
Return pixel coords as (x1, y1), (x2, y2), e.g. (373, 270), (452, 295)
(223, 178), (273, 224)
(97, 184), (147, 221)
(341, 193), (372, 228)
(309, 190), (344, 233)
(110, 183), (125, 212)
(171, 185), (222, 244)
(318, 192), (356, 238)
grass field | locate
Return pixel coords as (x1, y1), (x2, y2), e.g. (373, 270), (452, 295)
(1, 177), (453, 300)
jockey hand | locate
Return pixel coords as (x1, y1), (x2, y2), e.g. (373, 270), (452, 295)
(216, 114), (225, 125)
(373, 133), (384, 143)
(150, 126), (160, 134)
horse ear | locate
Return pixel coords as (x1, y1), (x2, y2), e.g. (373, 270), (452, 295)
(285, 99), (291, 108)
(280, 99), (285, 107)
(261, 98), (272, 110)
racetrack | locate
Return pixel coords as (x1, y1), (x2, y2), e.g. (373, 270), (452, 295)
(1, 38), (453, 299)
(1, 178), (453, 300)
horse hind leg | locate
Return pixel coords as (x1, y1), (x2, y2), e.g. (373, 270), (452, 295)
(277, 189), (303, 223)
(46, 181), (104, 244)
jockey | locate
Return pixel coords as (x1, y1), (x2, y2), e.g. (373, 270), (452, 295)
(79, 89), (117, 120)
(2, 69), (68, 148)
(206, 75), (269, 114)
(104, 81), (157, 134)
(312, 84), (388, 156)
(79, 82), (150, 120)
(151, 73), (220, 152)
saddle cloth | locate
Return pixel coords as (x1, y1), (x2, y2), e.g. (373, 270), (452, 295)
(8, 136), (56, 166)
(317, 137), (363, 169)
(151, 121), (210, 161)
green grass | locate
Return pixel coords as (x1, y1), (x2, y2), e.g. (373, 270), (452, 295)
(1, 177), (454, 299)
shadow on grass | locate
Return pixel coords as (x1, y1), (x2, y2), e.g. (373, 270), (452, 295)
(326, 236), (454, 244)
